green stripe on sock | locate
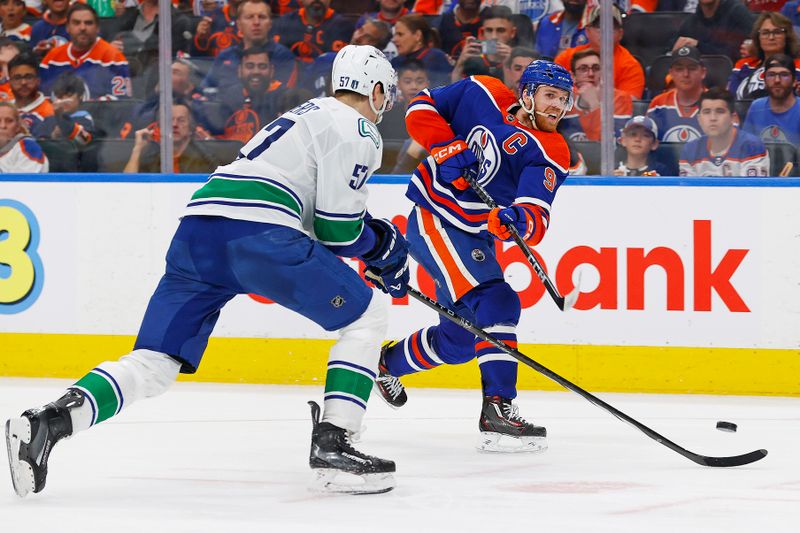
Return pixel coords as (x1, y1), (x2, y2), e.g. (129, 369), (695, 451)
(74, 371), (119, 424)
(324, 368), (373, 403)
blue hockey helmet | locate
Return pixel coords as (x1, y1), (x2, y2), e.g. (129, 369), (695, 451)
(518, 60), (574, 115)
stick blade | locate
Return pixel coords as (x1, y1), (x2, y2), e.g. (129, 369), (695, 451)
(560, 270), (582, 311)
(690, 448), (768, 468)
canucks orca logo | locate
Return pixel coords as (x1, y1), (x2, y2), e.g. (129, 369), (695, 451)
(465, 125), (501, 184)
(663, 125), (701, 143)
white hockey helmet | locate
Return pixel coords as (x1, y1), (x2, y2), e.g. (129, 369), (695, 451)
(332, 44), (397, 123)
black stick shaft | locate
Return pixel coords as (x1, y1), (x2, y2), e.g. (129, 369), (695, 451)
(463, 172), (569, 310)
(404, 284), (767, 468)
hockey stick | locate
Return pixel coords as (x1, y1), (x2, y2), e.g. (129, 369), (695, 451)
(368, 272), (768, 467)
(462, 171), (580, 311)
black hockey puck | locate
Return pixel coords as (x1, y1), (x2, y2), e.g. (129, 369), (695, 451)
(716, 421), (737, 432)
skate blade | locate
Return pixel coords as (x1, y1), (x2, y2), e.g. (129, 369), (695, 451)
(371, 382), (403, 410)
(5, 417), (35, 498)
(309, 469), (395, 495)
(476, 432), (548, 454)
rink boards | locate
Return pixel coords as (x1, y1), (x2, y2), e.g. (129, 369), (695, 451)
(1, 174), (799, 396)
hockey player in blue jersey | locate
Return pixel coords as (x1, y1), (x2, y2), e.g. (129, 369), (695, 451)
(6, 45), (407, 497)
(374, 60), (573, 453)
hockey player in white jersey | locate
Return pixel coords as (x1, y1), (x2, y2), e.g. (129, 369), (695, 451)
(5, 45), (406, 496)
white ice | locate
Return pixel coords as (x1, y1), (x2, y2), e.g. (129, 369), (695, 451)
(1, 378), (798, 532)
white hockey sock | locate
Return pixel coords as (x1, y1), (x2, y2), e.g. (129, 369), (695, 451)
(322, 290), (388, 433)
(68, 349), (181, 432)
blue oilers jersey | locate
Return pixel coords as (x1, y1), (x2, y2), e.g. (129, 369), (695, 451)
(404, 75), (570, 234)
(679, 128), (770, 177)
(646, 89), (702, 143)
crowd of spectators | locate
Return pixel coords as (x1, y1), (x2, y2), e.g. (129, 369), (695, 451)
(0, 0), (797, 177)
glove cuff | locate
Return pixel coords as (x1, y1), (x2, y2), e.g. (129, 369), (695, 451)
(431, 139), (468, 164)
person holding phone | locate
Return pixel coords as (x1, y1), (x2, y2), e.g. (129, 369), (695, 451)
(451, 6), (516, 82)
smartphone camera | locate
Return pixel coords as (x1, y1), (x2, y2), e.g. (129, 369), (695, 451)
(481, 39), (498, 55)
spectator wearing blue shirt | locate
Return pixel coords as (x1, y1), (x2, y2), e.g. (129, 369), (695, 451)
(743, 53), (800, 145)
(534, 0), (587, 60)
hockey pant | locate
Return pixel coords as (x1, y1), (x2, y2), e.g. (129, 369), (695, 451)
(66, 216), (387, 434)
(382, 207), (521, 398)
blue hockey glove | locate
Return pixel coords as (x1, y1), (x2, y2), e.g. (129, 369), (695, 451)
(487, 204), (545, 245)
(431, 138), (478, 190)
(361, 219), (409, 298)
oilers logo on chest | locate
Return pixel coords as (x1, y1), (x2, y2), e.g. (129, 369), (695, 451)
(466, 125), (502, 185)
(663, 125), (702, 143)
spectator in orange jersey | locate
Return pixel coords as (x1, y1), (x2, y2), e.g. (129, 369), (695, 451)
(39, 3), (132, 100)
(124, 100), (215, 174)
(8, 53), (54, 137)
(216, 45), (286, 142)
(271, 0), (354, 64)
(558, 48), (632, 141)
(555, 4), (645, 99)
(0, 101), (48, 173)
(0, 0), (31, 42)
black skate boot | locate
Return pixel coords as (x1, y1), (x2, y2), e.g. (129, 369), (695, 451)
(477, 395), (548, 453)
(5, 389), (84, 497)
(308, 401), (395, 494)
(372, 343), (407, 409)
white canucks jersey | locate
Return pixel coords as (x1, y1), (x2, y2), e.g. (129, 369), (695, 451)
(679, 128), (769, 177)
(185, 97), (383, 248)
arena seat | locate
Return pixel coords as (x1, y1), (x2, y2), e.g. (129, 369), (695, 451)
(569, 140), (601, 175)
(765, 142), (799, 177)
(81, 99), (144, 139)
(632, 99), (651, 117)
(39, 140), (80, 172)
(196, 139), (244, 168)
(654, 142), (683, 176)
(622, 11), (692, 65)
(734, 99), (754, 122)
(96, 139), (134, 172)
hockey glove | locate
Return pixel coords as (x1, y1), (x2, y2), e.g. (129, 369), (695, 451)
(361, 218), (409, 298)
(431, 138), (479, 191)
(487, 204), (546, 246)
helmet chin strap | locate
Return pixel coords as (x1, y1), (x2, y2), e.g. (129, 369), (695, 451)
(369, 83), (388, 124)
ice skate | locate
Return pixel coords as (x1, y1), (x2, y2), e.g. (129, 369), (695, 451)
(307, 401), (395, 495)
(477, 395), (548, 453)
(372, 343), (407, 409)
(6, 390), (82, 497)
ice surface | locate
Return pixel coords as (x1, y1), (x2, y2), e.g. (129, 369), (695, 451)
(1, 378), (798, 532)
